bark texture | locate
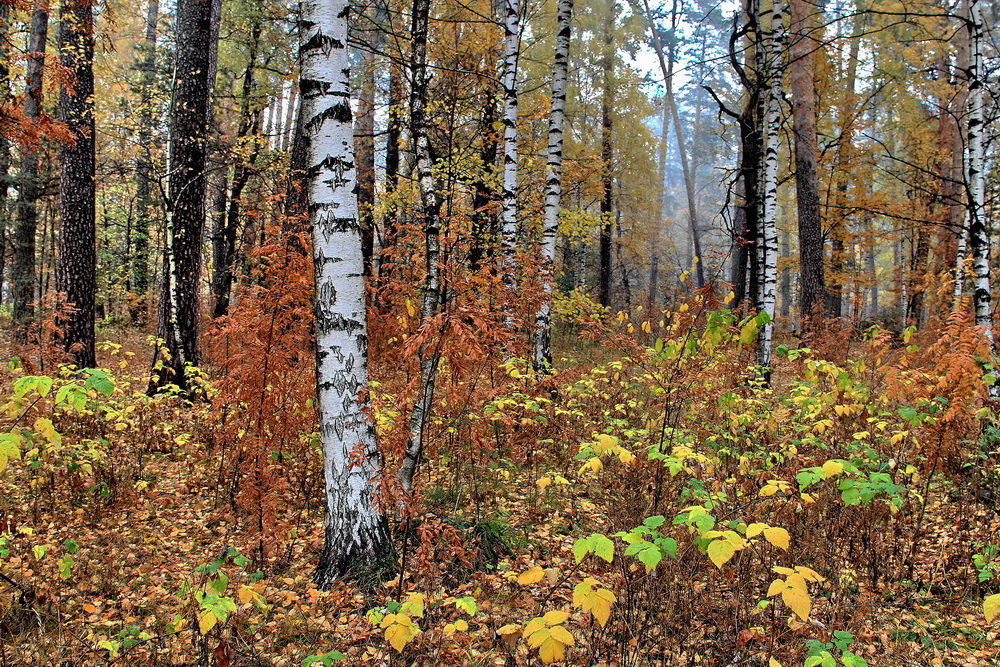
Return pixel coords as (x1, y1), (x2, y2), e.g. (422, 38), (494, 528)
(56, 0), (97, 369)
(300, 0), (390, 586)
(532, 0), (572, 373)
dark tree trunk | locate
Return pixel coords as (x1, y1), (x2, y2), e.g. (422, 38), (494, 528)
(789, 0), (824, 320)
(470, 95), (498, 271)
(0, 1), (11, 306)
(211, 19), (263, 318)
(131, 0), (160, 322)
(598, 0), (614, 308)
(150, 0), (218, 393)
(12, 0), (49, 336)
(355, 43), (376, 277)
(56, 0), (97, 369)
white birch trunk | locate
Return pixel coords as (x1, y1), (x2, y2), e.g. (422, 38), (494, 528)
(398, 0), (443, 496)
(755, 0), (784, 375)
(299, 0), (389, 587)
(954, 223), (967, 309)
(500, 0), (521, 322)
(966, 0), (993, 356)
(532, 0), (572, 374)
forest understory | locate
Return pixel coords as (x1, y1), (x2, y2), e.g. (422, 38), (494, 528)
(1, 305), (998, 666)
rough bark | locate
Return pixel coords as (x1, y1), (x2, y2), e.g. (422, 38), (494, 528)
(11, 0), (49, 335)
(131, 0), (160, 320)
(789, 0), (824, 320)
(150, 0), (218, 393)
(598, 1), (614, 308)
(56, 0), (97, 369)
(532, 0), (572, 374)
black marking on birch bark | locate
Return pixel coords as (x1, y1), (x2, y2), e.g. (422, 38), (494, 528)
(305, 102), (353, 134)
(300, 78), (331, 99)
(301, 32), (344, 56)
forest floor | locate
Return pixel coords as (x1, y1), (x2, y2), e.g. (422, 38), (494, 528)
(1, 313), (999, 666)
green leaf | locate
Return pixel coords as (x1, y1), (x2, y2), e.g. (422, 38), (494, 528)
(455, 596), (478, 616)
(635, 544), (662, 570)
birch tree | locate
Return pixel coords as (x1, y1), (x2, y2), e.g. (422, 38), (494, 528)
(532, 0), (573, 373)
(499, 0), (521, 305)
(397, 0), (443, 495)
(299, 0), (390, 586)
(755, 0), (784, 377)
(965, 0), (993, 358)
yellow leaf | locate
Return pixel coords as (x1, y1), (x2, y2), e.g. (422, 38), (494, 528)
(497, 623), (521, 636)
(794, 566), (825, 583)
(237, 585), (258, 604)
(518, 567), (545, 585)
(766, 579), (787, 597)
(404, 592), (425, 617)
(538, 636), (566, 663)
(542, 610), (570, 625)
(781, 586), (811, 621)
(578, 457), (603, 474)
(526, 626), (550, 649)
(763, 527), (790, 550)
(454, 619), (468, 632)
(198, 610), (217, 634)
(548, 625), (575, 645)
(984, 593), (1000, 623)
(769, 658), (783, 667)
(588, 596), (612, 626)
(746, 522), (768, 538)
(594, 434), (618, 453)
(536, 477), (552, 490)
(759, 485), (778, 497)
(523, 617), (545, 638)
(707, 539), (736, 569)
(822, 460), (843, 477)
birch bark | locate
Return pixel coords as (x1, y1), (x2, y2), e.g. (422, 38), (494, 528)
(532, 0), (572, 374)
(299, 0), (390, 586)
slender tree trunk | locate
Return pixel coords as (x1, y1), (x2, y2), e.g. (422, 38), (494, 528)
(499, 0), (521, 310)
(470, 95), (498, 271)
(12, 0), (49, 337)
(211, 20), (263, 318)
(0, 2), (11, 306)
(641, 0), (703, 289)
(780, 228), (791, 318)
(398, 0), (444, 496)
(598, 1), (614, 308)
(354, 24), (376, 277)
(150, 0), (218, 393)
(789, 0), (824, 320)
(300, 0), (390, 586)
(131, 0), (159, 322)
(56, 0), (96, 368)
(532, 0), (571, 374)
(965, 0), (994, 365)
(379, 59), (403, 272)
(755, 0), (784, 376)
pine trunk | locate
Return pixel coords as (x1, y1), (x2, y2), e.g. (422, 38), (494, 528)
(56, 0), (97, 369)
(598, 1), (614, 308)
(789, 0), (824, 321)
(131, 0), (159, 321)
(12, 0), (48, 335)
(150, 0), (217, 393)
